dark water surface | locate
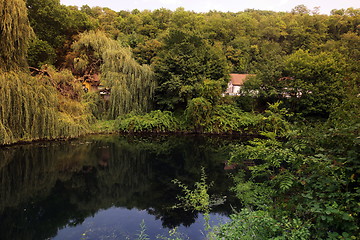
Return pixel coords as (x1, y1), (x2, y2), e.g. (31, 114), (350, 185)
(0, 134), (243, 240)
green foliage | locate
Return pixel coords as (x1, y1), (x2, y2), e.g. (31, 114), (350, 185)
(207, 105), (263, 134)
(172, 167), (213, 213)
(26, 0), (95, 66)
(0, 71), (91, 145)
(327, 95), (360, 130)
(213, 208), (311, 240)
(184, 98), (213, 132)
(116, 110), (181, 133)
(227, 136), (359, 237)
(260, 101), (293, 136)
(154, 28), (229, 110)
(229, 128), (301, 207)
(0, 71), (57, 144)
(72, 31), (156, 119)
(135, 220), (149, 240)
(282, 50), (347, 116)
(91, 120), (116, 133)
(26, 0), (94, 48)
(221, 101), (360, 238)
(115, 103), (265, 134)
(0, 0), (33, 71)
(82, 92), (107, 119)
(133, 39), (163, 65)
(27, 38), (56, 68)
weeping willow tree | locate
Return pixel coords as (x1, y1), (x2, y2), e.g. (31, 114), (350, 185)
(0, 0), (91, 145)
(0, 71), (90, 145)
(0, 0), (33, 71)
(0, 72), (57, 144)
(72, 31), (156, 119)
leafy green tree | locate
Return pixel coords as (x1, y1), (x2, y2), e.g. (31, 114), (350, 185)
(282, 49), (347, 116)
(291, 4), (311, 15)
(27, 38), (56, 68)
(26, 0), (92, 47)
(151, 8), (172, 31)
(328, 9), (360, 40)
(226, 37), (253, 73)
(26, 0), (94, 65)
(220, 101), (360, 238)
(72, 31), (156, 118)
(137, 10), (159, 38)
(245, 49), (349, 116)
(184, 98), (213, 133)
(154, 28), (229, 110)
(96, 7), (121, 38)
(203, 12), (235, 44)
(169, 7), (205, 32)
(116, 12), (143, 35)
(133, 39), (163, 65)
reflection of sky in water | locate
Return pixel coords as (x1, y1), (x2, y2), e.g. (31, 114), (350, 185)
(54, 207), (229, 240)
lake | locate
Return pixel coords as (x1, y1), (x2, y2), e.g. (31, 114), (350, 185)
(0, 134), (243, 240)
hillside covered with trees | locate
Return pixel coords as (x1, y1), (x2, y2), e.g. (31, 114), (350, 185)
(0, 0), (359, 238)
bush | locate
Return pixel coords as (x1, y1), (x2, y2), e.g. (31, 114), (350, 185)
(208, 104), (262, 134)
(213, 208), (311, 240)
(184, 97), (213, 132)
(115, 110), (181, 133)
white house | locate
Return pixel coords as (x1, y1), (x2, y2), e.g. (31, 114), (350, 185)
(224, 74), (255, 96)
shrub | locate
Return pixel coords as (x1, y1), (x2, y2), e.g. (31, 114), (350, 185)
(208, 104), (262, 134)
(115, 110), (181, 133)
(184, 97), (213, 132)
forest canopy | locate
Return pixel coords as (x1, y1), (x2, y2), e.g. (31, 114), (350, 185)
(0, 0), (358, 138)
(0, 0), (358, 141)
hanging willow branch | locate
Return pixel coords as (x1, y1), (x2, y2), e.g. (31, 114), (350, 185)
(0, 71), (91, 145)
(0, 0), (33, 71)
(72, 31), (156, 119)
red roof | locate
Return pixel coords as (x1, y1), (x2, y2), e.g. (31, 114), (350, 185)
(229, 74), (254, 86)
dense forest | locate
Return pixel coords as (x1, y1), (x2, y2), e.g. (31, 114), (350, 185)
(0, 0), (359, 238)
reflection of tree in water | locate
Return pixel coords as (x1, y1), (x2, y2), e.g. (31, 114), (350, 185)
(0, 135), (241, 240)
(0, 142), (92, 240)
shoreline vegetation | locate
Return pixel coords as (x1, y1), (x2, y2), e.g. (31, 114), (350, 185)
(1, 0), (359, 238)
(0, 100), (286, 147)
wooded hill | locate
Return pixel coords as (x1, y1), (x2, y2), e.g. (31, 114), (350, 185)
(1, 0), (359, 143)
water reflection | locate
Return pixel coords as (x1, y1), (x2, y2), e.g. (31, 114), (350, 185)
(0, 135), (242, 240)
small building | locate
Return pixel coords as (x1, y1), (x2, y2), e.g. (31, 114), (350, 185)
(82, 73), (100, 93)
(99, 87), (111, 101)
(80, 74), (111, 100)
(223, 74), (255, 96)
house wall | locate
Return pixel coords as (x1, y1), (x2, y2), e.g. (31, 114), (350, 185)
(225, 83), (242, 95)
(232, 86), (241, 95)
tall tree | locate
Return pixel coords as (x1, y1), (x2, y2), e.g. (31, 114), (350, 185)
(282, 50), (347, 116)
(72, 31), (156, 118)
(0, 0), (33, 71)
(154, 28), (229, 110)
(26, 0), (94, 66)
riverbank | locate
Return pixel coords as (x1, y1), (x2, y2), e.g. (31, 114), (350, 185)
(0, 101), (293, 147)
(0, 118), (261, 148)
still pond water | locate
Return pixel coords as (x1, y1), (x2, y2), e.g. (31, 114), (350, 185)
(0, 134), (244, 240)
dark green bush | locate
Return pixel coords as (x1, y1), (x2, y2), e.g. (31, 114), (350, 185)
(115, 110), (181, 133)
